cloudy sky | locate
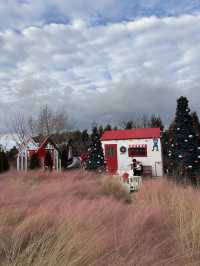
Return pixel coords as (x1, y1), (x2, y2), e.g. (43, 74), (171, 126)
(0, 0), (200, 130)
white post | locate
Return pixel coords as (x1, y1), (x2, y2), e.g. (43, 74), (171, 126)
(19, 156), (21, 171)
(56, 151), (59, 172)
(25, 151), (28, 172)
(17, 155), (20, 171)
(21, 154), (24, 171)
(59, 159), (61, 172)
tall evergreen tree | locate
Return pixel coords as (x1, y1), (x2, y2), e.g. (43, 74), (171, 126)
(191, 112), (200, 136)
(79, 130), (90, 154)
(150, 114), (164, 131)
(168, 96), (200, 180)
(125, 121), (133, 129)
(81, 130), (90, 143)
(61, 144), (68, 169)
(86, 127), (105, 170)
(0, 148), (10, 173)
(104, 124), (112, 131)
(98, 125), (104, 137)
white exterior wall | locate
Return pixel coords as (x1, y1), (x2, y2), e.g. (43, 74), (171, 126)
(102, 138), (163, 177)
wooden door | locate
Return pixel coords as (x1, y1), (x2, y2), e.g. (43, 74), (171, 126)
(105, 144), (118, 174)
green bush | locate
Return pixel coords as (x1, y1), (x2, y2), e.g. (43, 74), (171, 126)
(0, 149), (9, 173)
(29, 153), (41, 170)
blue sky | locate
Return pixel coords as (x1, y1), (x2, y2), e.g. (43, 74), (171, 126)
(42, 0), (200, 25)
(0, 1), (200, 130)
(1, 0), (200, 29)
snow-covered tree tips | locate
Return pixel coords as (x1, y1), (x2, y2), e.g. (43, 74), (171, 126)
(168, 96), (200, 177)
(86, 127), (105, 170)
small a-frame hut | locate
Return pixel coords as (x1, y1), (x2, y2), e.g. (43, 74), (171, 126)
(17, 136), (61, 171)
(37, 136), (61, 171)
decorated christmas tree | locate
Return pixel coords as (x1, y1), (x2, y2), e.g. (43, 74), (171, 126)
(191, 112), (200, 137)
(168, 96), (200, 179)
(86, 127), (105, 170)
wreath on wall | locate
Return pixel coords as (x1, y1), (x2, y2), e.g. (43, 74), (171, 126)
(120, 146), (127, 154)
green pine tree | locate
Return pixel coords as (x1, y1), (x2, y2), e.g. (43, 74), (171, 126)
(168, 96), (200, 181)
(104, 124), (112, 131)
(0, 148), (9, 173)
(29, 153), (41, 169)
(150, 114), (164, 131)
(86, 127), (105, 170)
(191, 112), (200, 137)
(98, 125), (104, 137)
(125, 121), (133, 129)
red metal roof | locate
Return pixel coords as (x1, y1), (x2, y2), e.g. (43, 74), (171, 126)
(101, 128), (160, 141)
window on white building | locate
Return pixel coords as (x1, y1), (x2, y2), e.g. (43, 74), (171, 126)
(128, 145), (147, 157)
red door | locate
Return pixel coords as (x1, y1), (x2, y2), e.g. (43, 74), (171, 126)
(105, 144), (118, 174)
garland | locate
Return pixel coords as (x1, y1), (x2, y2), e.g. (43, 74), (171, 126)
(120, 146), (126, 153)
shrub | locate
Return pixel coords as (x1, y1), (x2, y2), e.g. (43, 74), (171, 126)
(0, 149), (9, 173)
(29, 153), (41, 169)
(101, 175), (131, 203)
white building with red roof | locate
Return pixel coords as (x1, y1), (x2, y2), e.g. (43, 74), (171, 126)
(101, 128), (163, 177)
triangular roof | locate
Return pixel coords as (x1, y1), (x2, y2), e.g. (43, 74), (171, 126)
(17, 137), (38, 154)
(101, 128), (161, 141)
(36, 136), (60, 153)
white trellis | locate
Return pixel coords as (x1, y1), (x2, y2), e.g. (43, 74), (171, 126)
(54, 149), (62, 172)
(16, 137), (36, 172)
(17, 150), (28, 172)
(17, 137), (62, 172)
(17, 138), (36, 172)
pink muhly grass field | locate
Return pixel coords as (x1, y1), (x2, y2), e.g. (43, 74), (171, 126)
(0, 170), (200, 265)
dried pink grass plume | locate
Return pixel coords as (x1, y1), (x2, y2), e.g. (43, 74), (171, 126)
(0, 170), (200, 265)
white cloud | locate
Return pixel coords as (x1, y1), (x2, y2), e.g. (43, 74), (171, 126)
(0, 14), (200, 130)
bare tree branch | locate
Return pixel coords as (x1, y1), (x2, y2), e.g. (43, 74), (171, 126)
(6, 113), (29, 147)
(30, 105), (70, 141)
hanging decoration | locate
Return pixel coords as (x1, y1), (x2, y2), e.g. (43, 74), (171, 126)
(152, 137), (159, 151)
(120, 146), (127, 154)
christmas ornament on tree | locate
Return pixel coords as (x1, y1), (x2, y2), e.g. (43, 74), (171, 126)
(86, 127), (105, 170)
(168, 96), (200, 178)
